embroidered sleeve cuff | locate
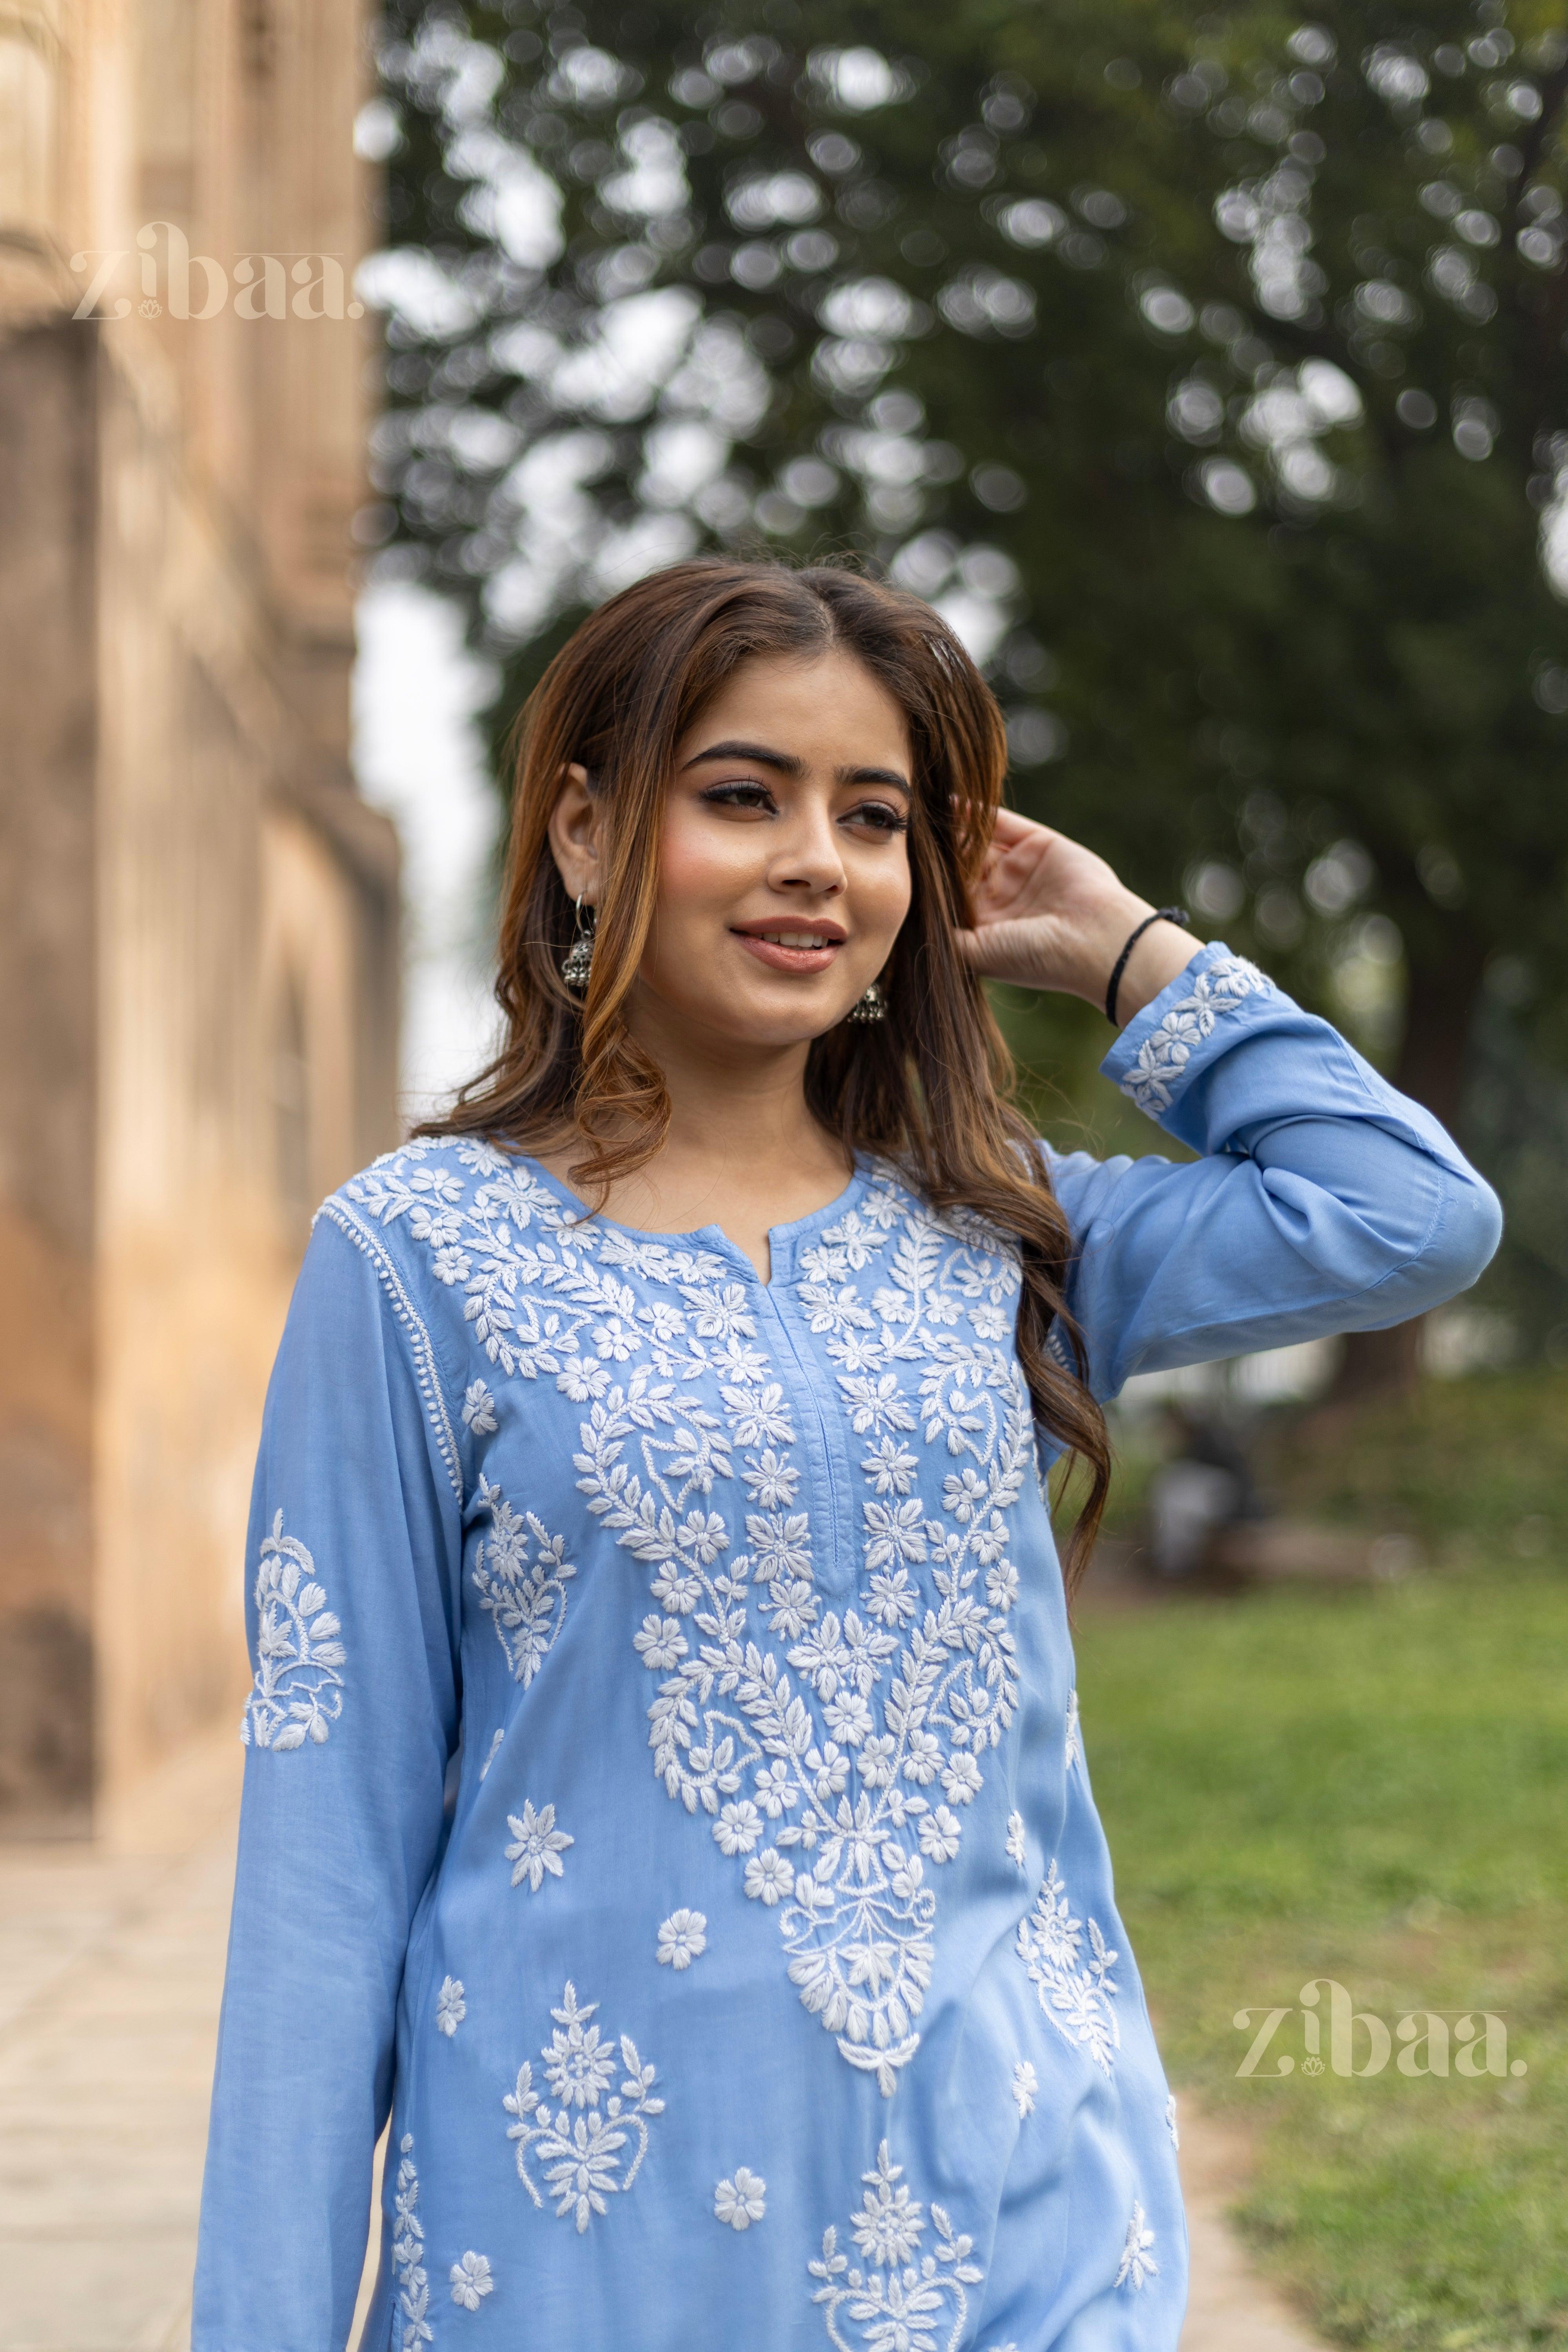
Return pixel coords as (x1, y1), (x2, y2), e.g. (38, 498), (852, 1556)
(1100, 941), (1276, 1122)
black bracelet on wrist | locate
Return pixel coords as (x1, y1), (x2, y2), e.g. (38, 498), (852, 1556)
(1105, 907), (1191, 1027)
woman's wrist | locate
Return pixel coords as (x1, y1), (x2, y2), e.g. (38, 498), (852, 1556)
(1108, 915), (1199, 1027)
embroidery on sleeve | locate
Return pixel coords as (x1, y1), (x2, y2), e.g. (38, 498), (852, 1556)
(714, 2167), (766, 2229)
(656, 1909), (707, 1969)
(505, 1799), (573, 1891)
(1118, 955), (1271, 1116)
(1011, 2059), (1037, 2118)
(1115, 2200), (1158, 2290)
(503, 1981), (664, 2232)
(316, 1196), (463, 1504)
(240, 1512), (345, 1751)
(1165, 2092), (1180, 2149)
(391, 2134), (430, 2351)
(436, 1976), (466, 2036)
(807, 2140), (984, 2352)
(471, 1477), (576, 1687)
(1064, 1689), (1082, 1771)
(450, 2251), (494, 2308)
(1015, 1859), (1122, 2073)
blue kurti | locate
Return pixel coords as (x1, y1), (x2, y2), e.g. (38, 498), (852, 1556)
(194, 945), (1500, 2350)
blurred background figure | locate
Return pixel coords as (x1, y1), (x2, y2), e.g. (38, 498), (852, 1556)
(0, 0), (396, 1836)
(1147, 1402), (1264, 1579)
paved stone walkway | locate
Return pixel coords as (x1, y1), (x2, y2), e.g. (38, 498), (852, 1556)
(0, 1731), (1327, 2352)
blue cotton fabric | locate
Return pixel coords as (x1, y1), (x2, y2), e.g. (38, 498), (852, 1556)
(194, 946), (1500, 2351)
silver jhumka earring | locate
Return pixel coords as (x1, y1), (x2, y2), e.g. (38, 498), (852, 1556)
(848, 979), (887, 1023)
(561, 897), (596, 989)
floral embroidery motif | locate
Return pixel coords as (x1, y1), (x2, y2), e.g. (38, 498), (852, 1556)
(240, 1512), (345, 1751)
(808, 2141), (983, 2352)
(1016, 1860), (1121, 2074)
(505, 1800), (573, 1891)
(1115, 2200), (1158, 2290)
(350, 1147), (1030, 2096)
(503, 1982), (663, 2232)
(1165, 2092), (1180, 2149)
(1005, 1811), (1027, 1871)
(1119, 954), (1270, 1116)
(715, 2167), (767, 2229)
(472, 1477), (576, 1686)
(450, 2251), (494, 2308)
(656, 1908), (707, 1969)
(391, 2133), (430, 2351)
(436, 1976), (466, 2036)
(1064, 1688), (1081, 1771)
(463, 1379), (498, 1434)
(1011, 2058), (1037, 2118)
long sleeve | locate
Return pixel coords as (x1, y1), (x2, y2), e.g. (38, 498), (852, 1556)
(1044, 942), (1503, 1401)
(193, 1210), (466, 2349)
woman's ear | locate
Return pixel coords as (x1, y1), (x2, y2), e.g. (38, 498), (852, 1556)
(547, 763), (602, 907)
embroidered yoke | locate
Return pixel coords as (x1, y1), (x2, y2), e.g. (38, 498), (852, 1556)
(193, 944), (1500, 2352)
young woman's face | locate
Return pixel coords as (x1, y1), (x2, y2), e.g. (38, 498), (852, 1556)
(633, 649), (915, 1051)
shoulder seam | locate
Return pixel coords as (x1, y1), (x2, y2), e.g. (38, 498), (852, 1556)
(316, 1197), (465, 1508)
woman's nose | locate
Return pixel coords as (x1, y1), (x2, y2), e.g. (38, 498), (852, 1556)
(768, 804), (846, 895)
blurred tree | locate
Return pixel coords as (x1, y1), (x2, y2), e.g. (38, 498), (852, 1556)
(366, 0), (1568, 1388)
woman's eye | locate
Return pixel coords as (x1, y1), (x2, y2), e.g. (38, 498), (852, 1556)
(702, 781), (775, 813)
(846, 801), (908, 835)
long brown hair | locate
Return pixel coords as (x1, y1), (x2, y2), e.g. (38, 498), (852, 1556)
(422, 558), (1109, 1594)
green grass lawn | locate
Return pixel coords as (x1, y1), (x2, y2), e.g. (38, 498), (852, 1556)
(1076, 1559), (1568, 2348)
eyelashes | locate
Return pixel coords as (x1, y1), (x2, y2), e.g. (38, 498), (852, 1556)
(699, 780), (908, 834)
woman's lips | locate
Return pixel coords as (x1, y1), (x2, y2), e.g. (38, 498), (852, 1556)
(731, 929), (845, 975)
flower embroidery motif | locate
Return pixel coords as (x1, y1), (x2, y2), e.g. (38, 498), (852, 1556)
(391, 2134), (430, 2351)
(1016, 1860), (1122, 2074)
(241, 1511), (346, 1751)
(471, 1477), (576, 1688)
(1115, 2200), (1158, 2290)
(449, 2251), (494, 2308)
(656, 1908), (708, 1969)
(714, 2167), (767, 2229)
(503, 1982), (663, 2232)
(505, 1799), (573, 1892)
(808, 2140), (983, 2352)
(462, 1379), (498, 1435)
(1005, 1811), (1027, 1871)
(1011, 2059), (1038, 2118)
(435, 1976), (466, 2036)
(1119, 955), (1270, 1116)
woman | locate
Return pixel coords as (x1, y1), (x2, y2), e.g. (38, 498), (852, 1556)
(194, 559), (1499, 2350)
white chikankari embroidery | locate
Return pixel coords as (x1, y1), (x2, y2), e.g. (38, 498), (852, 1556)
(1118, 955), (1270, 1116)
(391, 2134), (430, 2352)
(1011, 2059), (1038, 2118)
(808, 2141), (983, 2352)
(1064, 1688), (1081, 1771)
(241, 1512), (345, 1751)
(656, 1908), (707, 1969)
(1165, 2092), (1180, 2149)
(436, 1976), (466, 2036)
(715, 2167), (766, 2228)
(1116, 2200), (1158, 2290)
(472, 1477), (576, 1686)
(505, 1800), (573, 1891)
(1016, 1860), (1122, 2073)
(503, 1982), (663, 2232)
(1005, 1811), (1027, 1871)
(316, 1198), (463, 1503)
(350, 1148), (1032, 2095)
(462, 1379), (498, 1434)
(479, 1727), (504, 1780)
(450, 2251), (494, 2308)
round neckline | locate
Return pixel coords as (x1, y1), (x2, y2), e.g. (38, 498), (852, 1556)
(521, 1152), (873, 1286)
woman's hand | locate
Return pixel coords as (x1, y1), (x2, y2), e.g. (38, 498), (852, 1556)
(953, 807), (1198, 1025)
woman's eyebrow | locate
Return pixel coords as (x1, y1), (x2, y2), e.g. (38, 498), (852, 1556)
(682, 739), (912, 795)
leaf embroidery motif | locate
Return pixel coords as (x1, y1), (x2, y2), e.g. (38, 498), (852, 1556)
(240, 1511), (345, 1751)
(807, 2140), (984, 2352)
(1119, 954), (1271, 1116)
(1015, 1859), (1122, 2074)
(503, 1982), (664, 2232)
(471, 1475), (576, 1687)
